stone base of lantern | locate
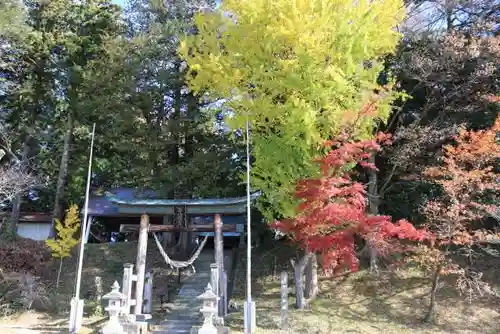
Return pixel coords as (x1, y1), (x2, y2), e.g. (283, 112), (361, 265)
(101, 321), (124, 334)
(190, 326), (229, 334)
(119, 314), (152, 334)
(135, 314), (152, 321)
(121, 322), (148, 334)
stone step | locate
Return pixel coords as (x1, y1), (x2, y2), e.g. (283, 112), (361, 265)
(166, 316), (198, 320)
(158, 326), (195, 332)
(170, 301), (201, 305)
(160, 319), (198, 326)
(180, 287), (210, 290)
(172, 297), (202, 301)
(161, 315), (199, 321)
(158, 249), (233, 333)
(176, 291), (207, 296)
(161, 323), (197, 329)
(162, 323), (197, 327)
(161, 321), (198, 324)
(178, 288), (209, 292)
(171, 299), (201, 304)
(166, 312), (199, 316)
(155, 323), (197, 334)
(153, 327), (229, 334)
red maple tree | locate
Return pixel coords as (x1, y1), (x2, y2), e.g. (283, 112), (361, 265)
(273, 133), (430, 274)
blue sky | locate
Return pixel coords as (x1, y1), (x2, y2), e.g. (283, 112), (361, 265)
(111, 0), (125, 7)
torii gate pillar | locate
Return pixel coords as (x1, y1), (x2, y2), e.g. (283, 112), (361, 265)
(214, 214), (226, 317)
(134, 213), (149, 315)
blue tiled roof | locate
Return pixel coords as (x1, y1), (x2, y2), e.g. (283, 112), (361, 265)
(87, 187), (158, 216)
(106, 191), (260, 207)
(87, 187), (260, 217)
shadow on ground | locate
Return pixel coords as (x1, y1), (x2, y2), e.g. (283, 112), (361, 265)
(226, 241), (500, 334)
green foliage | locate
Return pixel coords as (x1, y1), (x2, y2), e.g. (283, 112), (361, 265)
(1, 0), (125, 214)
(0, 0), (28, 38)
(78, 0), (244, 199)
(46, 205), (80, 259)
(180, 0), (406, 219)
(1, 0), (247, 215)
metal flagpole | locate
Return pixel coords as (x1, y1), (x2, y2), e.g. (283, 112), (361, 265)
(69, 123), (96, 333)
(244, 115), (256, 333)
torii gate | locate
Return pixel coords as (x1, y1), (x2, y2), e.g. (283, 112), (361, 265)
(106, 192), (260, 316)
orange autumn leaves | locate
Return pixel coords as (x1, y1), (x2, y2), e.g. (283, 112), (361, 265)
(418, 114), (500, 274)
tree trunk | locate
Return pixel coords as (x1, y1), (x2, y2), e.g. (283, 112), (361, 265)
(369, 247), (378, 273)
(304, 253), (318, 300)
(294, 262), (305, 310)
(9, 195), (22, 237)
(162, 215), (176, 248)
(170, 63), (181, 169)
(367, 153), (379, 273)
(50, 110), (74, 238)
(292, 253), (311, 309)
(179, 231), (190, 255)
(183, 92), (198, 160)
(11, 4), (47, 237)
(445, 0), (453, 31)
(170, 71), (182, 250)
(56, 258), (63, 289)
(8, 137), (32, 237)
(176, 207), (190, 256)
(424, 264), (442, 324)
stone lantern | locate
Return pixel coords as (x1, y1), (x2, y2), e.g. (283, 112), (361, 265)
(197, 283), (218, 334)
(101, 281), (126, 334)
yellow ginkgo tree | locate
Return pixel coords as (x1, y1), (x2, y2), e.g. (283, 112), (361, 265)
(180, 0), (406, 221)
(46, 204), (80, 289)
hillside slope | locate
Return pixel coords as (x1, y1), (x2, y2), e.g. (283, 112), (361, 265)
(0, 238), (184, 332)
(226, 241), (500, 334)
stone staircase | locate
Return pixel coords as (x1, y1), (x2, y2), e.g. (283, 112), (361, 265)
(153, 250), (232, 334)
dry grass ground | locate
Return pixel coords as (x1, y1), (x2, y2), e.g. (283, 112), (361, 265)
(0, 240), (185, 333)
(2, 239), (499, 333)
(226, 242), (500, 334)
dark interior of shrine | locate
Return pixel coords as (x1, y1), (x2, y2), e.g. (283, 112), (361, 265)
(87, 215), (241, 248)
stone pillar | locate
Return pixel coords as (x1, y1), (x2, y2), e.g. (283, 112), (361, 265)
(221, 272), (228, 316)
(210, 263), (219, 316)
(94, 276), (103, 316)
(143, 272), (153, 314)
(134, 213), (149, 315)
(121, 263), (134, 315)
(280, 271), (288, 330)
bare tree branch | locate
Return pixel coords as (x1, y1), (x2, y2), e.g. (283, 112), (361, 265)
(0, 159), (37, 204)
